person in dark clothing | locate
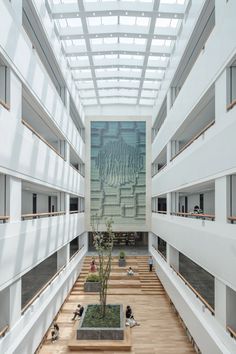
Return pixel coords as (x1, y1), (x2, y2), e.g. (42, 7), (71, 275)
(71, 304), (84, 320)
(125, 305), (140, 327)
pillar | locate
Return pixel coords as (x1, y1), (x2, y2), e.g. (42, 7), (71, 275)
(65, 193), (70, 215)
(215, 176), (229, 223)
(167, 193), (171, 215)
(57, 244), (70, 270)
(167, 141), (172, 163)
(0, 174), (6, 215)
(167, 244), (179, 271)
(6, 176), (21, 222)
(215, 278), (227, 327)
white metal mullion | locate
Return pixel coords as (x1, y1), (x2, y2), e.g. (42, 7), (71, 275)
(77, 0), (99, 104)
(137, 0), (160, 105)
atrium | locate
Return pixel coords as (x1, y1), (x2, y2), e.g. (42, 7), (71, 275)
(0, 0), (236, 353)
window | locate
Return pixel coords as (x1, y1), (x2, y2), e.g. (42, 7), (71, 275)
(0, 60), (10, 110)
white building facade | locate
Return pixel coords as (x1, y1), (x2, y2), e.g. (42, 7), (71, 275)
(0, 0), (236, 353)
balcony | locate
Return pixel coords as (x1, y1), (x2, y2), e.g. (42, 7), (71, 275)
(171, 181), (215, 221)
(152, 146), (167, 177)
(170, 86), (215, 162)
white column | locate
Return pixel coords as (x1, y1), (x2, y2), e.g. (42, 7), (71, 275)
(10, 71), (22, 122)
(167, 244), (179, 271)
(6, 176), (21, 222)
(65, 141), (70, 162)
(57, 244), (70, 270)
(226, 286), (236, 329)
(9, 279), (22, 326)
(215, 278), (227, 327)
(64, 88), (70, 114)
(215, 70), (226, 125)
(215, 176), (229, 223)
(166, 193), (171, 215)
(167, 141), (171, 163)
(166, 89), (172, 112)
(65, 193), (70, 215)
(0, 175), (5, 215)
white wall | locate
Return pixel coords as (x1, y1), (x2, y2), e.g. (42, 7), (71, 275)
(0, 213), (85, 292)
(0, 0), (85, 161)
(151, 249), (236, 354)
(0, 246), (87, 354)
(152, 214), (236, 293)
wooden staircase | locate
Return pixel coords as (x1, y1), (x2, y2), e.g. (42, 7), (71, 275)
(71, 256), (165, 296)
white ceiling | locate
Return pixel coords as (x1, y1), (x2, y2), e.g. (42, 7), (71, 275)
(49, 0), (189, 107)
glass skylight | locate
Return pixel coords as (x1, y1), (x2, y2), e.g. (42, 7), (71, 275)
(50, 0), (189, 106)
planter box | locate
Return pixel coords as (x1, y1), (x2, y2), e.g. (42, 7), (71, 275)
(118, 258), (126, 267)
(84, 282), (101, 292)
(77, 304), (124, 340)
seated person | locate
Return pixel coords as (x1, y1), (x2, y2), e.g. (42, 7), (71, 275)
(193, 205), (202, 214)
(90, 258), (97, 272)
(125, 305), (140, 327)
(71, 304), (84, 320)
(51, 323), (59, 342)
(127, 266), (134, 276)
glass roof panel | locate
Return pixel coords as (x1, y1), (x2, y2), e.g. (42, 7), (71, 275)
(50, 0), (190, 106)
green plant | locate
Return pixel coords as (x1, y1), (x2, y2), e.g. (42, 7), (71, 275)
(86, 274), (100, 282)
(119, 251), (126, 259)
(91, 216), (115, 318)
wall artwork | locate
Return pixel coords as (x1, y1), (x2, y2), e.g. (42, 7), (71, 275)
(91, 121), (146, 225)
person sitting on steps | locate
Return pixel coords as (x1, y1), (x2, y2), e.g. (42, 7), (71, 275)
(125, 305), (140, 327)
(90, 257), (97, 272)
(71, 304), (84, 320)
(51, 323), (59, 343)
(127, 266), (134, 276)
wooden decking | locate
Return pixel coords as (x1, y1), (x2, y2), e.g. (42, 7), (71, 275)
(38, 256), (195, 354)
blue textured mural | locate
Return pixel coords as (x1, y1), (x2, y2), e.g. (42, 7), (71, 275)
(91, 121), (146, 224)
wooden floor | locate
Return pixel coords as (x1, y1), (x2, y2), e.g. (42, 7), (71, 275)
(38, 256), (195, 354)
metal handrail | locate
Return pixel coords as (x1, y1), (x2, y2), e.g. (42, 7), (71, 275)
(22, 211), (66, 220)
(22, 119), (64, 160)
(170, 265), (215, 316)
(171, 211), (215, 221)
(170, 120), (215, 161)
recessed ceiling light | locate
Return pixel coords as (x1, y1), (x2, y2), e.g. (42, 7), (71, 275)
(142, 13), (145, 16)
(76, 14), (79, 17)
(93, 12), (95, 16)
(124, 34), (127, 37)
(109, 12), (112, 15)
(125, 12), (128, 15)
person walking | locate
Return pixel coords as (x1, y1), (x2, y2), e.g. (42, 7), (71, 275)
(148, 256), (153, 272)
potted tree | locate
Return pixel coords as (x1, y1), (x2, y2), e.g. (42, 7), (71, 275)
(84, 273), (101, 292)
(118, 250), (126, 267)
(77, 217), (125, 340)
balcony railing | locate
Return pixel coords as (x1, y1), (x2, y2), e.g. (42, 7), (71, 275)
(228, 216), (236, 224)
(70, 163), (85, 177)
(21, 245), (84, 315)
(170, 265), (215, 316)
(0, 216), (10, 223)
(21, 211), (66, 220)
(170, 120), (215, 161)
(0, 99), (10, 111)
(21, 264), (66, 315)
(0, 325), (9, 338)
(227, 325), (236, 340)
(227, 99), (236, 111)
(22, 119), (64, 160)
(152, 163), (167, 177)
(153, 246), (167, 261)
(171, 211), (215, 221)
